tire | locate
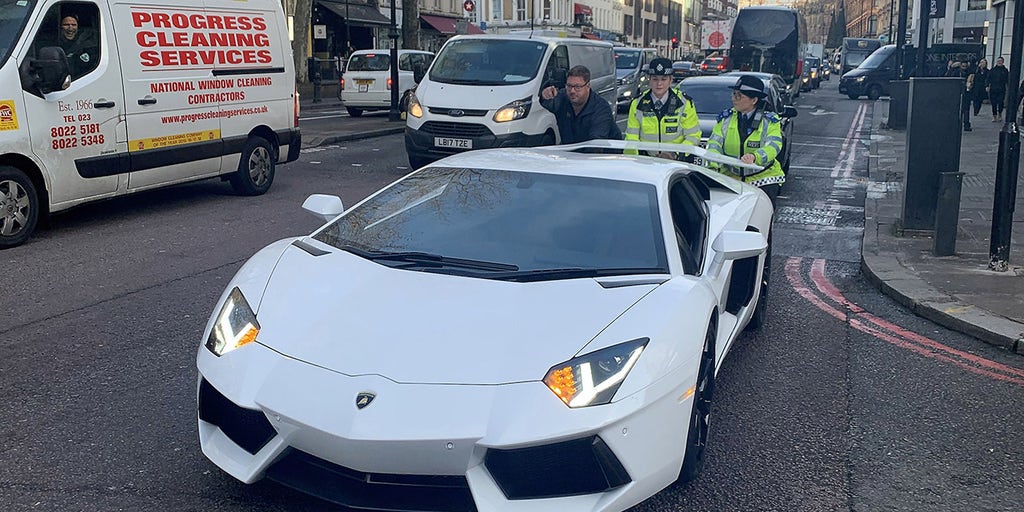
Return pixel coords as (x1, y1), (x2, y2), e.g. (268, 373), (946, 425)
(0, 166), (40, 249)
(781, 142), (791, 174)
(848, 93), (860, 100)
(230, 137), (275, 196)
(408, 154), (433, 169)
(678, 319), (716, 484)
(867, 85), (882, 101)
(346, 107), (363, 117)
(540, 132), (556, 146)
(747, 234), (772, 330)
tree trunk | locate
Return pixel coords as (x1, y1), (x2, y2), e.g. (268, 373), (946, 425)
(401, 0), (419, 50)
(293, 0), (312, 83)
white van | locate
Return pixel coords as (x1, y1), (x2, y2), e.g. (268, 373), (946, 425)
(339, 49), (433, 117)
(404, 34), (615, 169)
(0, 0), (299, 248)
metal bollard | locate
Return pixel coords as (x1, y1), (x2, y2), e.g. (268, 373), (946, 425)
(933, 171), (964, 256)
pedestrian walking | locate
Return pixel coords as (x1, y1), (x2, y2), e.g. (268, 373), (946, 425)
(705, 75), (786, 206)
(972, 58), (989, 116)
(539, 65), (621, 144)
(988, 57), (1009, 122)
(624, 58), (701, 159)
(948, 61), (973, 131)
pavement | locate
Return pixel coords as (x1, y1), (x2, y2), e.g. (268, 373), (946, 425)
(868, 102), (1024, 354)
(296, 94), (1024, 355)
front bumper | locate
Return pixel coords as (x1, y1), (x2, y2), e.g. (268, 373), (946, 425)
(839, 79), (866, 95)
(197, 342), (693, 511)
(404, 124), (550, 165)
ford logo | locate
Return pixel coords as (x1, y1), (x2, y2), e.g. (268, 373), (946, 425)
(448, 109), (465, 117)
(355, 392), (376, 409)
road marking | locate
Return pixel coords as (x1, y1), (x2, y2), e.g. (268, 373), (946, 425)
(832, 103), (867, 179)
(300, 113), (350, 121)
(784, 257), (1024, 386)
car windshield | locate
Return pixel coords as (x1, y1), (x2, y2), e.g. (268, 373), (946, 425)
(858, 47), (893, 69)
(678, 82), (735, 115)
(348, 53), (390, 72)
(0, 0), (36, 67)
(313, 167), (669, 280)
(615, 50), (640, 69)
(429, 39), (547, 85)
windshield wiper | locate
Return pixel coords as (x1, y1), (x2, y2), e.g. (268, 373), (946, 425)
(341, 246), (519, 272)
(491, 267), (667, 283)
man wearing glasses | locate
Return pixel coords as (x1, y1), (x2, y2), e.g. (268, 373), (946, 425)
(540, 65), (621, 144)
(624, 58), (700, 159)
(705, 75), (785, 205)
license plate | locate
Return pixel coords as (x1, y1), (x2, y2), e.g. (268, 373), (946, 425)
(692, 157), (704, 166)
(358, 84), (368, 92)
(434, 137), (472, 149)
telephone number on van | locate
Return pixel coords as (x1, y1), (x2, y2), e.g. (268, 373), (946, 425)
(52, 134), (105, 149)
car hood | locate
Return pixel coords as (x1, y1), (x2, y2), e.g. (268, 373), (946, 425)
(616, 68), (637, 80)
(252, 244), (658, 385)
(841, 67), (871, 79)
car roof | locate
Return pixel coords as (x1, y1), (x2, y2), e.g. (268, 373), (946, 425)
(422, 148), (712, 188)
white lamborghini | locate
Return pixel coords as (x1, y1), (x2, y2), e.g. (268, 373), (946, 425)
(196, 141), (773, 512)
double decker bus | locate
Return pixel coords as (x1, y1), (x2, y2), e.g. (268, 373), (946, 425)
(728, 5), (808, 99)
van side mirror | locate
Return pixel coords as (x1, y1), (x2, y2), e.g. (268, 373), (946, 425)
(549, 68), (568, 89)
(20, 46), (71, 96)
(413, 63), (426, 84)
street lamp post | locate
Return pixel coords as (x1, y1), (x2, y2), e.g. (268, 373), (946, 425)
(388, 0), (400, 121)
(989, 0), (1024, 270)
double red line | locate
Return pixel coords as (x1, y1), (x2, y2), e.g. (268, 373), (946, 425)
(785, 257), (1024, 386)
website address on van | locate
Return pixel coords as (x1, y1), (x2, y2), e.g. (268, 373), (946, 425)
(161, 105), (268, 124)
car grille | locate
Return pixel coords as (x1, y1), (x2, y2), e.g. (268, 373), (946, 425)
(427, 107), (489, 117)
(484, 436), (631, 500)
(198, 378), (276, 455)
(265, 449), (477, 512)
(420, 121), (492, 138)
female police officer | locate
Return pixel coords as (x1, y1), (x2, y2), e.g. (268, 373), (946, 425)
(705, 75), (785, 206)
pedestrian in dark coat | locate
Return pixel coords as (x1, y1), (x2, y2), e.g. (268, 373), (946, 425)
(972, 59), (989, 116)
(948, 61), (973, 131)
(987, 57), (1009, 121)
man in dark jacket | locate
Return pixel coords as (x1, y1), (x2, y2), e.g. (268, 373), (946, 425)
(540, 65), (622, 144)
(987, 57), (1009, 122)
(948, 61), (973, 131)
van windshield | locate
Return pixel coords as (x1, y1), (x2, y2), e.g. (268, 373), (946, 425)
(615, 50), (640, 69)
(0, 0), (36, 67)
(858, 46), (894, 70)
(430, 39), (548, 86)
(348, 53), (390, 72)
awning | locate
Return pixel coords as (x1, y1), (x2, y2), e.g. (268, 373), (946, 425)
(574, 3), (593, 16)
(582, 32), (600, 40)
(420, 14), (485, 35)
(317, 1), (392, 26)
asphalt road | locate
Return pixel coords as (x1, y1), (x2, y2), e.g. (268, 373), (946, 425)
(1, 79), (1022, 511)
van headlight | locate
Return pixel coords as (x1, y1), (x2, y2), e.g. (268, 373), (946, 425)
(408, 92), (423, 118)
(856, 76), (866, 83)
(493, 97), (531, 123)
(205, 287), (260, 356)
(543, 338), (648, 408)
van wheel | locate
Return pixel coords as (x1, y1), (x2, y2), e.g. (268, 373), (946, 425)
(230, 137), (275, 196)
(541, 133), (556, 146)
(848, 93), (860, 100)
(867, 85), (882, 101)
(0, 166), (40, 249)
(408, 154), (432, 169)
(346, 107), (364, 117)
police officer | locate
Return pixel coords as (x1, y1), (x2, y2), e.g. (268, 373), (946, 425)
(706, 75), (785, 205)
(624, 57), (700, 158)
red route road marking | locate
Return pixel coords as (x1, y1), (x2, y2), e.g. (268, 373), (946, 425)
(785, 257), (1024, 386)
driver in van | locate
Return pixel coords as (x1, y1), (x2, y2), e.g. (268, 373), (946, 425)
(539, 65), (621, 144)
(52, 13), (98, 79)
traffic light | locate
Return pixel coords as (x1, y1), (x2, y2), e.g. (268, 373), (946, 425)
(671, 37), (679, 49)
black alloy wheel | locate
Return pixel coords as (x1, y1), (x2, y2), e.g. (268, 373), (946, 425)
(678, 320), (716, 484)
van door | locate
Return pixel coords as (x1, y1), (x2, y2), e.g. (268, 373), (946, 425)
(111, 0), (226, 191)
(19, 0), (126, 207)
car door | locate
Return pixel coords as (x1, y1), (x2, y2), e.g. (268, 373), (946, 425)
(111, 0), (226, 191)
(19, 0), (127, 207)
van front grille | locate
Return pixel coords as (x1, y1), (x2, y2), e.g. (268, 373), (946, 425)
(420, 122), (492, 138)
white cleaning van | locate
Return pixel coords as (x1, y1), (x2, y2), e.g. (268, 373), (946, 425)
(404, 34), (615, 169)
(0, 0), (299, 248)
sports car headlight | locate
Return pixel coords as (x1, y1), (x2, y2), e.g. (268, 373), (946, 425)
(205, 287), (260, 357)
(408, 92), (423, 118)
(544, 338), (648, 408)
(493, 97), (531, 123)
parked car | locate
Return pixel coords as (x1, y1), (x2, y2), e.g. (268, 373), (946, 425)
(699, 56), (729, 75)
(721, 71), (794, 107)
(677, 74), (797, 172)
(340, 49), (434, 117)
(197, 142), (773, 511)
(672, 61), (697, 82)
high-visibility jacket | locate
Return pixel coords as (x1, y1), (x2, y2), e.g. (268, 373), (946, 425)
(705, 108), (785, 188)
(624, 88), (701, 155)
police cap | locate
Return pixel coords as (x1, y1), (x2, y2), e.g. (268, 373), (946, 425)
(647, 58), (673, 76)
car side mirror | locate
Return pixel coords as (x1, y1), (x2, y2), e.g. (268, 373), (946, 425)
(302, 194), (345, 223)
(20, 46), (71, 96)
(782, 106), (798, 118)
(708, 230), (768, 279)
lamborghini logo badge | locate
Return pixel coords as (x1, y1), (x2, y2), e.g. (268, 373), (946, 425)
(356, 392), (376, 409)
